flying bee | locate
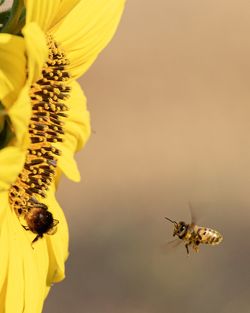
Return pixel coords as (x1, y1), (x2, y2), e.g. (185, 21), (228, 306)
(22, 201), (59, 243)
(164, 205), (223, 255)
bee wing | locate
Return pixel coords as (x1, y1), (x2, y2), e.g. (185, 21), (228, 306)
(188, 201), (197, 226)
(160, 238), (182, 253)
(46, 219), (59, 235)
(53, 219), (59, 227)
(47, 226), (58, 235)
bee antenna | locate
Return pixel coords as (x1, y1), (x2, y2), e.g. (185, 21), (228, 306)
(165, 217), (177, 225)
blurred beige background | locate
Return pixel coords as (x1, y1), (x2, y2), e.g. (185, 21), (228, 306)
(45, 1), (250, 312)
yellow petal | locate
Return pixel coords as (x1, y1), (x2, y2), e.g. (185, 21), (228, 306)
(55, 81), (91, 182)
(1, 196), (49, 313)
(66, 82), (91, 151)
(0, 147), (25, 191)
(57, 140), (81, 182)
(0, 25), (46, 145)
(0, 34), (26, 107)
(44, 185), (69, 284)
(25, 0), (61, 32)
(5, 212), (25, 312)
(22, 22), (48, 84)
(53, 0), (125, 78)
(0, 193), (9, 309)
(8, 85), (31, 145)
(22, 234), (49, 312)
(52, 0), (81, 27)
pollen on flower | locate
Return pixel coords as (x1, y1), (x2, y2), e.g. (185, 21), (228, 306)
(9, 35), (70, 242)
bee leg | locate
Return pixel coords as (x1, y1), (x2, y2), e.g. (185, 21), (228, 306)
(185, 243), (190, 255)
(22, 225), (30, 231)
(32, 234), (41, 244)
(30, 234), (41, 249)
(192, 239), (201, 253)
(193, 244), (200, 253)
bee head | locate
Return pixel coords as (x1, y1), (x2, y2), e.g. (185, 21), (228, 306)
(174, 221), (188, 239)
(165, 217), (188, 239)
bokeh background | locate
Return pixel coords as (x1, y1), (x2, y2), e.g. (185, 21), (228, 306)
(44, 1), (250, 312)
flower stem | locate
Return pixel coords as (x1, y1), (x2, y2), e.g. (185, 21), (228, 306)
(1, 0), (25, 34)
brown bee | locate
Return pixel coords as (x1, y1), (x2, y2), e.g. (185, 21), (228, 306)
(165, 206), (223, 255)
(23, 201), (59, 243)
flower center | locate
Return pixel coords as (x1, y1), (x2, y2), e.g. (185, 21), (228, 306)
(9, 36), (70, 238)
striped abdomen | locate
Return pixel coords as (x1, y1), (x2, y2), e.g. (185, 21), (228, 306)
(196, 226), (223, 245)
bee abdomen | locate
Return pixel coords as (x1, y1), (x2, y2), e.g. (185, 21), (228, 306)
(198, 227), (223, 245)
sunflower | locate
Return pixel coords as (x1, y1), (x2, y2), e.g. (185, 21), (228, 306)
(0, 0), (125, 312)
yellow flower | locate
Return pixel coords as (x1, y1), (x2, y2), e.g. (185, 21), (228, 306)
(0, 0), (125, 312)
